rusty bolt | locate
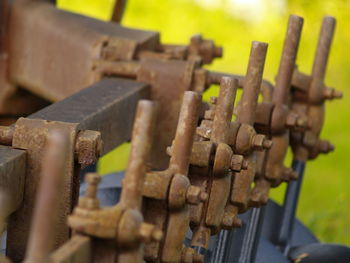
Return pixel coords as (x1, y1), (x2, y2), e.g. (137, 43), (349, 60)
(186, 186), (208, 205)
(283, 167), (298, 181)
(78, 173), (101, 209)
(75, 130), (103, 167)
(286, 112), (298, 128)
(323, 87), (343, 100)
(139, 223), (163, 243)
(252, 134), (272, 151)
(317, 139), (335, 154)
(221, 214), (242, 230)
(230, 154), (248, 172)
(286, 112), (308, 130)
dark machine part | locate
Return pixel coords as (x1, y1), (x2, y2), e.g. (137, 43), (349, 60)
(82, 172), (349, 263)
(277, 160), (305, 254)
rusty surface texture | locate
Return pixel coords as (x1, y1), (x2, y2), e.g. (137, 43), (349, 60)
(66, 100), (160, 263)
(291, 16), (342, 162)
(142, 91), (205, 262)
(252, 15), (305, 205)
(0, 4), (343, 263)
(137, 59), (201, 169)
(8, 1), (158, 102)
(188, 41), (271, 253)
(24, 131), (70, 263)
(119, 100), (157, 211)
(5, 0), (223, 170)
(3, 78), (149, 261)
(161, 92), (203, 263)
(6, 119), (79, 262)
(0, 77), (147, 262)
(224, 41), (270, 222)
(30, 77), (149, 155)
(0, 146), (26, 234)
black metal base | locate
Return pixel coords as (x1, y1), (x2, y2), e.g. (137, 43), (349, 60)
(81, 172), (350, 263)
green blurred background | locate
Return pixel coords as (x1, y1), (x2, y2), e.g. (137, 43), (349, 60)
(57, 0), (349, 244)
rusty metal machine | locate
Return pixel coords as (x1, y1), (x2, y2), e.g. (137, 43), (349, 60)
(0, 0), (348, 263)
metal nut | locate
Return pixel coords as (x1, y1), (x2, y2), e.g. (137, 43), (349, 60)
(139, 223), (163, 243)
(75, 130), (103, 166)
(230, 154), (248, 172)
(252, 134), (272, 151)
(186, 186), (207, 205)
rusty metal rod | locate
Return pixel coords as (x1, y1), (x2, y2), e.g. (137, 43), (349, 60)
(169, 91), (202, 175)
(111, 0), (127, 23)
(211, 77), (237, 144)
(237, 41), (268, 125)
(95, 60), (140, 79)
(24, 131), (69, 263)
(309, 16), (336, 104)
(312, 16), (336, 83)
(119, 100), (157, 210)
(273, 15), (303, 105)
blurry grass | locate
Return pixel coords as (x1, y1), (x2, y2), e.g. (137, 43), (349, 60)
(58, 0), (350, 244)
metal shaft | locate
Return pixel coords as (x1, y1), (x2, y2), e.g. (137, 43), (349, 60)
(169, 91), (202, 175)
(238, 41), (268, 125)
(211, 77), (237, 144)
(273, 15), (303, 105)
(312, 16), (336, 83)
(119, 100), (157, 210)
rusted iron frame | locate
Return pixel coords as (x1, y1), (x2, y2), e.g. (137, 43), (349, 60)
(0, 77), (149, 262)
